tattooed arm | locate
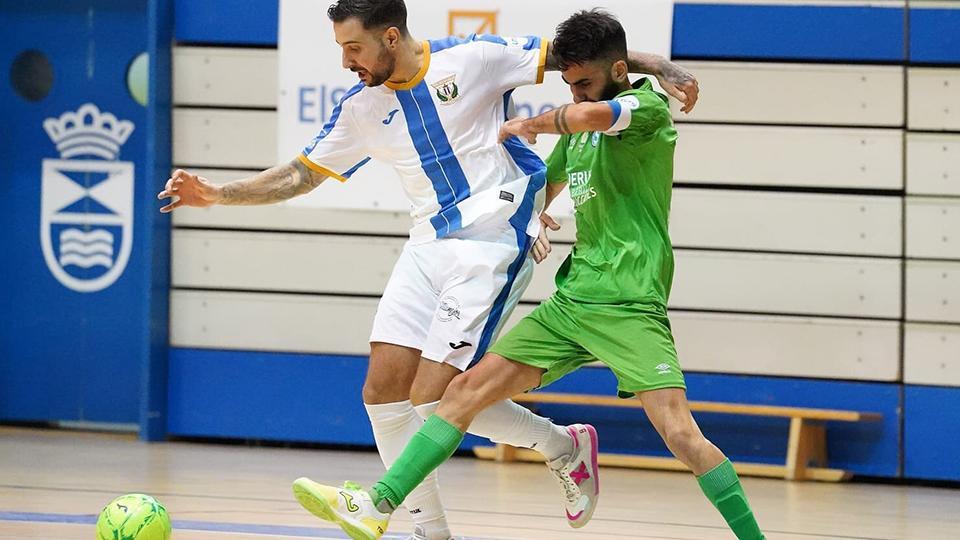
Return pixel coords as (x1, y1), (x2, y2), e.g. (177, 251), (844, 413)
(498, 102), (614, 145)
(156, 158), (328, 213)
(543, 42), (699, 113)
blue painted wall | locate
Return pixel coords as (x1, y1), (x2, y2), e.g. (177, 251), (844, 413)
(0, 0), (155, 424)
(671, 4), (905, 62)
(909, 7), (960, 64)
(905, 386), (960, 482)
(172, 1), (960, 68)
(168, 349), (900, 477)
(167, 349), (487, 448)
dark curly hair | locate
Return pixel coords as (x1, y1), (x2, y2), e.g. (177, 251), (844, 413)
(327, 0), (408, 35)
(552, 9), (628, 70)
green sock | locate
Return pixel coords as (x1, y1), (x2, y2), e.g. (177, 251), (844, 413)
(697, 459), (765, 540)
(371, 414), (464, 512)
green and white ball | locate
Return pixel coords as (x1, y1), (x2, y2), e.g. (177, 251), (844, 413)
(96, 494), (171, 540)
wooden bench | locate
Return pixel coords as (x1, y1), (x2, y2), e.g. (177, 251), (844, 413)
(473, 392), (883, 482)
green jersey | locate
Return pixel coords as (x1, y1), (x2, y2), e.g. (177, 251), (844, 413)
(545, 78), (678, 306)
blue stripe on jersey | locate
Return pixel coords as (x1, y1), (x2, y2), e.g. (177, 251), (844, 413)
(501, 91), (547, 176)
(430, 34), (539, 53)
(341, 157), (371, 179)
(303, 81), (365, 155)
(472, 169), (547, 362)
(429, 34), (475, 53)
(395, 82), (472, 238)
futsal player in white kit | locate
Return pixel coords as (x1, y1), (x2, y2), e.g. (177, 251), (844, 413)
(157, 1), (699, 538)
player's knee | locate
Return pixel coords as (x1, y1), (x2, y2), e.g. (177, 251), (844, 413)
(442, 371), (489, 413)
(409, 383), (444, 408)
(362, 377), (410, 404)
(663, 424), (700, 459)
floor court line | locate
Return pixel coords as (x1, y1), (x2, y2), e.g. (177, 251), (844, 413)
(0, 511), (476, 540)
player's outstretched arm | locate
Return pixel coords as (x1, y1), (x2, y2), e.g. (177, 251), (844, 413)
(626, 51), (698, 114)
(498, 102), (614, 145)
(156, 158), (328, 213)
(543, 42), (699, 113)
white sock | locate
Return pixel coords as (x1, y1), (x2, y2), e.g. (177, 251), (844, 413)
(414, 399), (574, 461)
(365, 401), (451, 540)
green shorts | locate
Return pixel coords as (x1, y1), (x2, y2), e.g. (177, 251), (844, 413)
(489, 291), (685, 397)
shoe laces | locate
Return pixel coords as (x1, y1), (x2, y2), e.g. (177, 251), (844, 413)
(343, 480), (363, 491)
(549, 461), (581, 504)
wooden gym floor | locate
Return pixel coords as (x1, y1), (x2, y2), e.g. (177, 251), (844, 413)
(1, 426), (957, 540)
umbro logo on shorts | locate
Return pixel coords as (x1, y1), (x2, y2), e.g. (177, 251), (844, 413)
(656, 363), (671, 375)
(449, 340), (472, 350)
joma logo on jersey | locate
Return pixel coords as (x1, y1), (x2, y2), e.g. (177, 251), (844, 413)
(431, 75), (461, 105)
(40, 103), (135, 293)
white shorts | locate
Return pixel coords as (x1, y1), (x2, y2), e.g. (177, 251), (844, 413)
(370, 222), (535, 371)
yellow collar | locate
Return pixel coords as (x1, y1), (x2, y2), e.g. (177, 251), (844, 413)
(385, 41), (431, 91)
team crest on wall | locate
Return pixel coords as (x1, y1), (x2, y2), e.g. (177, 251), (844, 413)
(40, 103), (135, 293)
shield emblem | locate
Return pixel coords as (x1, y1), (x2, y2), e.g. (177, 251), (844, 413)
(431, 75), (461, 105)
(40, 158), (134, 293)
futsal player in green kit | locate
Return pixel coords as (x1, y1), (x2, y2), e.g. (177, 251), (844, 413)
(292, 9), (764, 540)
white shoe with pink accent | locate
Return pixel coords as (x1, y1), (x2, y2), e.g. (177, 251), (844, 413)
(546, 424), (600, 528)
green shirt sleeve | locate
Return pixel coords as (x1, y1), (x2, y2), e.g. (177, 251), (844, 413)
(545, 135), (569, 184)
(609, 86), (673, 145)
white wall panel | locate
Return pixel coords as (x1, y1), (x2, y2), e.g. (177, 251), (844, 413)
(671, 62), (903, 126)
(906, 133), (960, 196)
(174, 47), (277, 107)
(907, 261), (960, 323)
(173, 109), (277, 168)
(170, 291), (377, 354)
(171, 291), (900, 381)
(172, 230), (403, 294)
(674, 124), (903, 189)
(908, 68), (960, 131)
(904, 323), (960, 387)
(672, 312), (900, 381)
(173, 231), (902, 317)
(671, 251), (902, 317)
(907, 198), (960, 259)
(671, 189), (902, 255)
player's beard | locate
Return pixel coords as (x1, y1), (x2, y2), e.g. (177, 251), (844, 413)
(365, 44), (396, 87)
(599, 75), (624, 101)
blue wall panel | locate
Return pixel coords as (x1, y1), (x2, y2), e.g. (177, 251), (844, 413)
(535, 368), (900, 477)
(169, 349), (900, 477)
(175, 0), (277, 45)
(672, 4), (904, 62)
(909, 7), (960, 64)
(905, 385), (960, 481)
(167, 348), (488, 448)
(1, 0), (153, 425)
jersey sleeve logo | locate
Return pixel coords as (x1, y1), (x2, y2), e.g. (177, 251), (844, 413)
(431, 75), (462, 105)
(615, 95), (641, 110)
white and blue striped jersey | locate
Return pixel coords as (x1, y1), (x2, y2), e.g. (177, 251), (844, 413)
(299, 34), (549, 244)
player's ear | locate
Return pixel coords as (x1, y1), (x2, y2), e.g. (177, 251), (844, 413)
(611, 59), (628, 82)
(383, 26), (401, 48)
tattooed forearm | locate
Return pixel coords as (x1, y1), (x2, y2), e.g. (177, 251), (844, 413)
(219, 159), (327, 205)
(552, 104), (572, 134)
(556, 105), (572, 134)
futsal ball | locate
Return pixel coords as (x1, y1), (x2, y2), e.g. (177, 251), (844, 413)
(96, 493), (171, 540)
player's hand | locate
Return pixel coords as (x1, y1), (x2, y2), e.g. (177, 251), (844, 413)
(157, 169), (222, 213)
(656, 59), (699, 114)
(533, 212), (561, 264)
(499, 117), (537, 145)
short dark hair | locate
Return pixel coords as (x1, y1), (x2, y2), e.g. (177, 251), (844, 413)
(552, 9), (628, 70)
(327, 0), (408, 35)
